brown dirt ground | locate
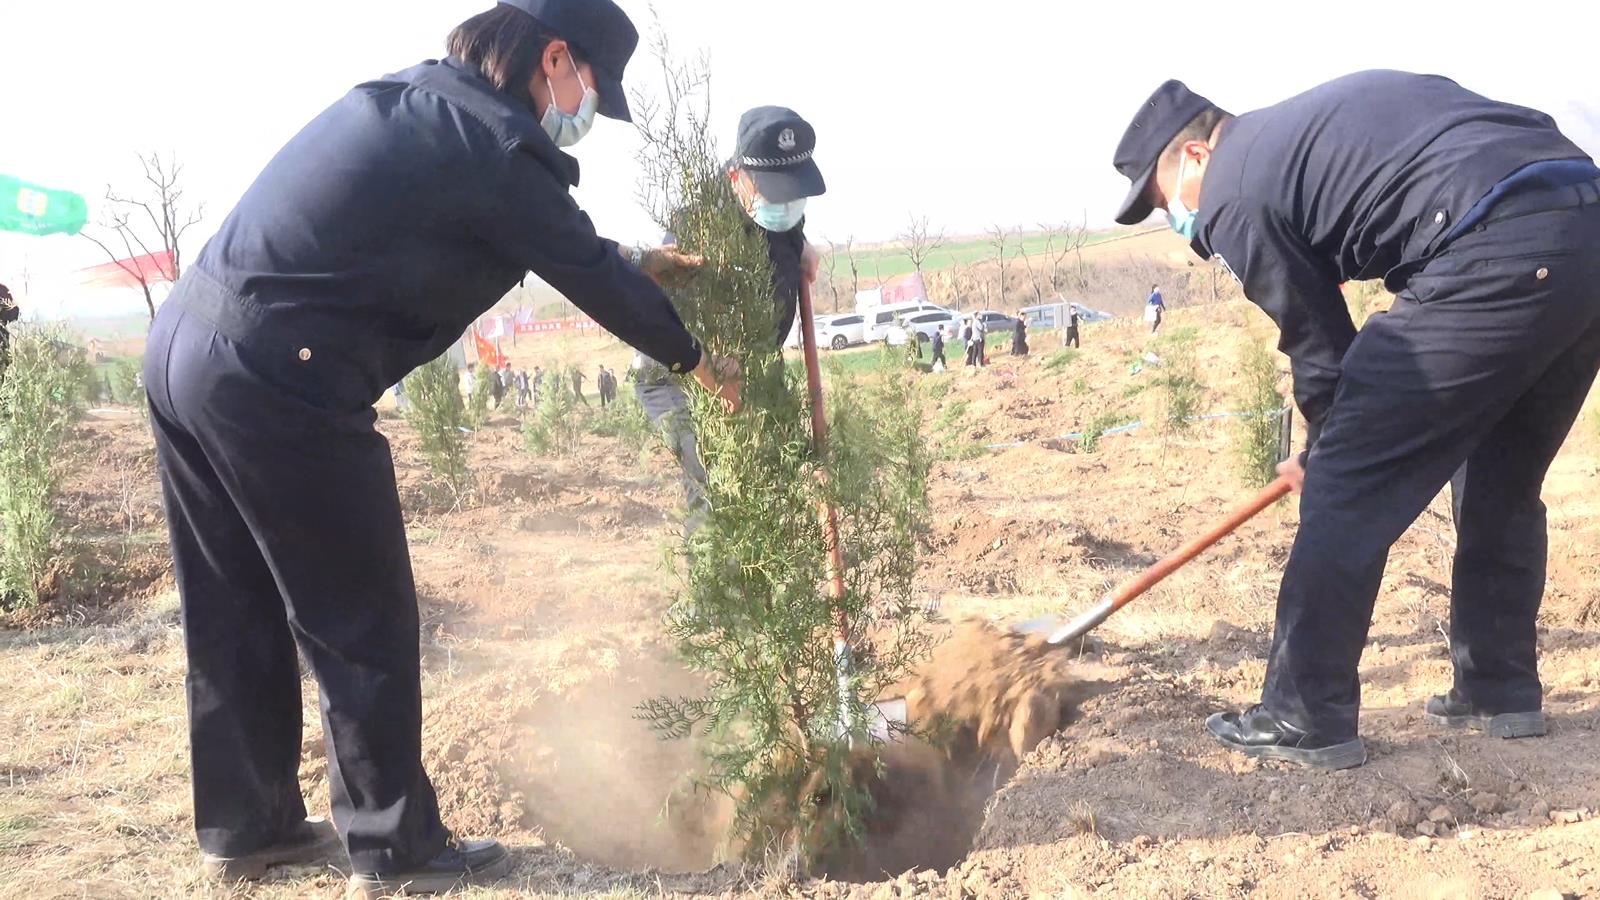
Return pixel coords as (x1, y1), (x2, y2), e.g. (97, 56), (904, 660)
(4, 301), (1600, 899)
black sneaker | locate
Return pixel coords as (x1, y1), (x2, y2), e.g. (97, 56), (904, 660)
(201, 816), (342, 881)
(1424, 691), (1545, 738)
(345, 837), (511, 899)
(1205, 704), (1367, 770)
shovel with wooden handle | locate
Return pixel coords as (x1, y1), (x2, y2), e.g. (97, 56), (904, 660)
(795, 280), (906, 739)
(1016, 475), (1294, 646)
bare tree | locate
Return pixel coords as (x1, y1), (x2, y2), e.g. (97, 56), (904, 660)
(986, 224), (1011, 310)
(1043, 214), (1092, 295)
(820, 238), (843, 312)
(898, 214), (946, 281)
(842, 235), (861, 303)
(82, 152), (203, 321)
(1014, 228), (1046, 305)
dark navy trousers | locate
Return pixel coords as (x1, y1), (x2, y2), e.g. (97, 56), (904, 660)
(144, 303), (447, 873)
(1262, 182), (1600, 740)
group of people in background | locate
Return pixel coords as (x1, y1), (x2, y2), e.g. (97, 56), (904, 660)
(479, 360), (622, 411)
(925, 300), (1092, 372)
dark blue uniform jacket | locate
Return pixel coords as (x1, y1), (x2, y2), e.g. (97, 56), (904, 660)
(1194, 70), (1592, 446)
(170, 56), (701, 410)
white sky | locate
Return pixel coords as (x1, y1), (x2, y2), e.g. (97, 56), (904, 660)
(3, 0), (1597, 319)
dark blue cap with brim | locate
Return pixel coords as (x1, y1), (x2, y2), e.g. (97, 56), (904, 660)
(498, 0), (638, 122)
(1112, 80), (1224, 225)
(734, 106), (825, 204)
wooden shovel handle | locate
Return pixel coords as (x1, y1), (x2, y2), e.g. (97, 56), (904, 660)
(796, 281), (849, 638)
(1048, 475), (1293, 644)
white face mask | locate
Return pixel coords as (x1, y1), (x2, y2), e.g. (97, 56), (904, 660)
(540, 55), (599, 148)
(1166, 153), (1200, 241)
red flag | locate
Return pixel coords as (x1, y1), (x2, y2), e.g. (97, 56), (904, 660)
(471, 326), (506, 368)
(76, 249), (176, 290)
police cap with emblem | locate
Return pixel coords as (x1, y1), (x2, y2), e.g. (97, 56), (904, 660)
(1112, 80), (1224, 225)
(734, 106), (826, 204)
(497, 0), (639, 122)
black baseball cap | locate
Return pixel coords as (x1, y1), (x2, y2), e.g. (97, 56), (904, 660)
(733, 106), (825, 204)
(1113, 80), (1224, 225)
(497, 0), (638, 122)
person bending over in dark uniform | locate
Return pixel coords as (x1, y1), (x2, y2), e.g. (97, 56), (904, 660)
(632, 105), (824, 532)
(1011, 315), (1028, 356)
(141, 1), (739, 895)
(1112, 72), (1600, 770)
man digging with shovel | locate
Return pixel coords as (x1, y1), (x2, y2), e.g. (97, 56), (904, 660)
(1112, 72), (1600, 769)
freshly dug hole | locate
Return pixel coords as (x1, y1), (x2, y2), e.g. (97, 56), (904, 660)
(424, 623), (1081, 881)
(819, 621), (1086, 880)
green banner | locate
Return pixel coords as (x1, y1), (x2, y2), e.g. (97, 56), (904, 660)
(0, 174), (88, 237)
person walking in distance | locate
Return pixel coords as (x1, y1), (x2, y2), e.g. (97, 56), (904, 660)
(140, 1), (740, 895)
(570, 364), (589, 405)
(514, 368), (531, 409)
(1112, 73), (1600, 770)
(1063, 305), (1081, 349)
(1145, 284), (1165, 335)
(929, 325), (947, 370)
(498, 361), (515, 405)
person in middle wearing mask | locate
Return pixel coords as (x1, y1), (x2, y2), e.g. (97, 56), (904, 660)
(632, 106), (824, 531)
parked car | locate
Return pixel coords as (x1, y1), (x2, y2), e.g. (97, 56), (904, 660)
(815, 313), (867, 350)
(961, 309), (1019, 334)
(861, 301), (953, 343)
(1019, 301), (1114, 329)
(886, 309), (959, 346)
(784, 314), (837, 349)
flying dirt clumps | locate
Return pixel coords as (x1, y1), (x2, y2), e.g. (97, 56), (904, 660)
(894, 620), (1081, 769)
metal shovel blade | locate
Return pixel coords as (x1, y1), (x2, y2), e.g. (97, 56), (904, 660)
(1013, 597), (1117, 646)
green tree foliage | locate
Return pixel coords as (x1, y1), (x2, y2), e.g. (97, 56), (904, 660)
(1154, 344), (1204, 433)
(466, 362), (495, 429)
(522, 376), (580, 458)
(105, 357), (145, 408)
(1079, 408), (1128, 453)
(403, 353), (473, 505)
(1233, 339), (1286, 487)
(631, 38), (932, 868)
(588, 387), (653, 455)
(0, 330), (85, 608)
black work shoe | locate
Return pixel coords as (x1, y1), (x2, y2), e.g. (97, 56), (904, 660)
(1424, 692), (1545, 738)
(345, 837), (511, 899)
(201, 816), (342, 881)
(1205, 704), (1367, 770)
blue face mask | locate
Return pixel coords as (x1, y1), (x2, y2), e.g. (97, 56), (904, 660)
(750, 195), (807, 232)
(540, 56), (599, 148)
(1166, 154), (1199, 241)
